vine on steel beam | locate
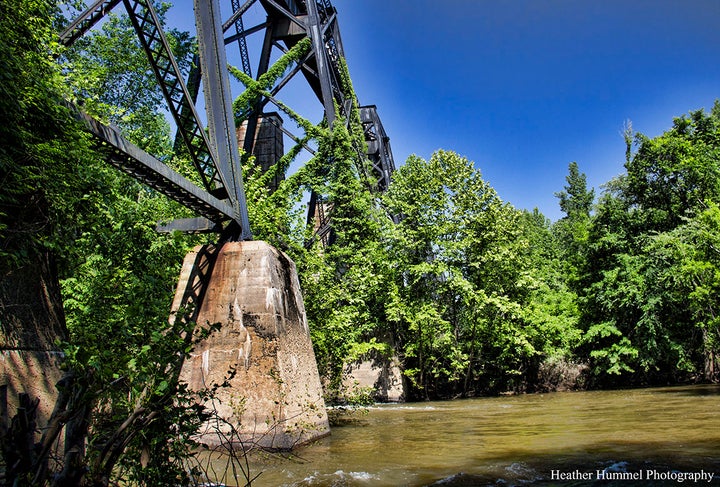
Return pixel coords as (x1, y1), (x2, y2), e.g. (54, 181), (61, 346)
(226, 0), (397, 245)
(60, 0), (397, 243)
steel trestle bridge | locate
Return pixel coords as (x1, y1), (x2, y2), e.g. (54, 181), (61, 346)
(60, 0), (396, 243)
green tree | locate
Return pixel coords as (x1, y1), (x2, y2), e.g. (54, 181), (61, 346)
(0, 1), (236, 484)
(553, 161), (594, 290)
(578, 104), (720, 384)
(647, 203), (720, 381)
(0, 0), (87, 359)
(625, 107), (720, 233)
(555, 161), (595, 219)
(518, 209), (582, 388)
(298, 115), (394, 401)
(233, 49), (399, 403)
(61, 1), (193, 156)
(384, 151), (579, 398)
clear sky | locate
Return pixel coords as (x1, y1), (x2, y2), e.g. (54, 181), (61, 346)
(165, 0), (720, 221)
(337, 1), (720, 221)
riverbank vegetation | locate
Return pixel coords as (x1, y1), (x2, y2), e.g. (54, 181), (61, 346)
(247, 82), (720, 397)
(292, 104), (720, 399)
(281, 97), (720, 397)
(2, 0), (720, 483)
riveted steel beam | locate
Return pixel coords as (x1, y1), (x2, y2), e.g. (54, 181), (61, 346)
(75, 109), (236, 223)
(59, 0), (122, 47)
(194, 0), (252, 239)
(123, 0), (224, 195)
(360, 105), (396, 193)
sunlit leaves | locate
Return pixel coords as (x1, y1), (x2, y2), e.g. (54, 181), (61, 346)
(580, 104), (720, 383)
(383, 150), (578, 397)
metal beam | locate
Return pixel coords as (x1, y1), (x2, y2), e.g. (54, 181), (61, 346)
(194, 0), (252, 240)
(156, 217), (222, 234)
(305, 0), (337, 126)
(230, 0), (253, 77)
(241, 16), (275, 156)
(223, 21), (268, 46)
(222, 0), (258, 32)
(360, 105), (396, 193)
(123, 0), (225, 197)
(59, 0), (122, 47)
(59, 0), (397, 243)
(261, 0), (306, 31)
(75, 109), (236, 223)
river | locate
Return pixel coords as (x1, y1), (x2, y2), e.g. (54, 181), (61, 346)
(207, 384), (720, 486)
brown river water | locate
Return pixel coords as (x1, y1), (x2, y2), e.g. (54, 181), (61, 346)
(207, 384), (720, 486)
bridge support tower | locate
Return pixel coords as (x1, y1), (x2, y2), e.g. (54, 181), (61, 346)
(171, 241), (329, 449)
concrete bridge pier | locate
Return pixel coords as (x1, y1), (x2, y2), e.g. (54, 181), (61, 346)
(171, 241), (330, 450)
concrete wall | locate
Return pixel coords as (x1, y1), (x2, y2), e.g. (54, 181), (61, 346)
(236, 113), (284, 191)
(343, 352), (405, 403)
(174, 241), (330, 450)
(0, 350), (64, 428)
(0, 254), (67, 431)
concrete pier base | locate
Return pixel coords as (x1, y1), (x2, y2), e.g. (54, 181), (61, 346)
(343, 352), (405, 403)
(172, 241), (330, 450)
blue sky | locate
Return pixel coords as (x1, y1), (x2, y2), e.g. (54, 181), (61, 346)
(166, 0), (720, 221)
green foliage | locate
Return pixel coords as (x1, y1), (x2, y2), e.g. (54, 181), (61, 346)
(299, 115), (394, 399)
(0, 0), (94, 266)
(231, 38), (312, 122)
(555, 161), (595, 219)
(8, 6), (720, 483)
(646, 203), (720, 377)
(231, 46), (395, 403)
(61, 1), (193, 138)
(384, 151), (581, 398)
(553, 162), (594, 290)
(626, 108), (720, 232)
(579, 103), (720, 384)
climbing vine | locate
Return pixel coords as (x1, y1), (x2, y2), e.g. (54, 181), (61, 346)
(230, 37), (312, 122)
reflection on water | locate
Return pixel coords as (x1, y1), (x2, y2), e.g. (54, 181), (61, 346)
(213, 385), (720, 486)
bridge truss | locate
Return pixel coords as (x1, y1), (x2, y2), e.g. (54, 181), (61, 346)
(60, 0), (396, 243)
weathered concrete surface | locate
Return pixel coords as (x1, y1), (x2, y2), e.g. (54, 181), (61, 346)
(0, 254), (67, 429)
(173, 241), (329, 449)
(0, 351), (64, 426)
(237, 113), (284, 191)
(343, 352), (405, 403)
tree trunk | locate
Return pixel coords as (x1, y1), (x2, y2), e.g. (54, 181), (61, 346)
(703, 328), (718, 382)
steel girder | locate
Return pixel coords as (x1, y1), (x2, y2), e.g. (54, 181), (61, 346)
(360, 105), (396, 194)
(230, 0), (254, 77)
(193, 0), (252, 239)
(74, 109), (236, 224)
(234, 0), (397, 245)
(59, 0), (123, 46)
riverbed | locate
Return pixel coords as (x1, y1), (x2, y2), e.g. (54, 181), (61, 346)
(208, 384), (720, 486)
